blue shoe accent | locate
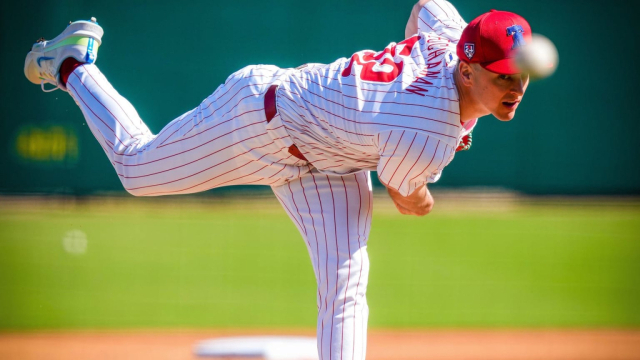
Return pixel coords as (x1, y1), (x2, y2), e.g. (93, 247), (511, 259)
(37, 56), (55, 67)
(85, 38), (95, 63)
(25, 17), (103, 91)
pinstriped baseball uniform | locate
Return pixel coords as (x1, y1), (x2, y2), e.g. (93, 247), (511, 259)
(68, 64), (311, 195)
(276, 0), (473, 197)
(65, 1), (469, 359)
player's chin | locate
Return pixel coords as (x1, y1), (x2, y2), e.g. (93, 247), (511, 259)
(494, 104), (519, 121)
(492, 111), (516, 122)
(495, 113), (515, 122)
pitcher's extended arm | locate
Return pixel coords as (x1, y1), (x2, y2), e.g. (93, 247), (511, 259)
(405, 0), (432, 38)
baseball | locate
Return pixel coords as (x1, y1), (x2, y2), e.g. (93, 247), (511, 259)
(516, 33), (559, 80)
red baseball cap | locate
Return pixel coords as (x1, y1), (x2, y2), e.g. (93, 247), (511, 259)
(456, 10), (532, 75)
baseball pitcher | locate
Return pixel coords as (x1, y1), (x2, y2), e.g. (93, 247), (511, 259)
(24, 0), (533, 358)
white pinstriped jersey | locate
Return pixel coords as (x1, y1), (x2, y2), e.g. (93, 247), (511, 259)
(275, 0), (476, 196)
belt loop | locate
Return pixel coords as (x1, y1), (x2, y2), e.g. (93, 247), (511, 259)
(264, 84), (278, 123)
(263, 83), (308, 163)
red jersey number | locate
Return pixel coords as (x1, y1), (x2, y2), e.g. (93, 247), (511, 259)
(342, 35), (420, 83)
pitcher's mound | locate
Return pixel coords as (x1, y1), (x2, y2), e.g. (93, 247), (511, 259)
(195, 336), (317, 359)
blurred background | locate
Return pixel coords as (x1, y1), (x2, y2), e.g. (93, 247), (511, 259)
(1, 0), (639, 359)
(2, 0), (640, 195)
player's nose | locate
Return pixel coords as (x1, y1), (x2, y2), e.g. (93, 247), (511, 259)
(511, 76), (526, 96)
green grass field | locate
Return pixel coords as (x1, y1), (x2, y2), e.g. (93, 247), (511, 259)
(1, 194), (639, 331)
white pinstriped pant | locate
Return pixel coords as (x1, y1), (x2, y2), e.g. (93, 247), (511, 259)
(67, 63), (371, 360)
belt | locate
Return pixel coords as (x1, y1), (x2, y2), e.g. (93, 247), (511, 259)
(264, 84), (308, 162)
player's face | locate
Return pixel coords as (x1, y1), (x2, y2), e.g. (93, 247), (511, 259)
(472, 65), (529, 121)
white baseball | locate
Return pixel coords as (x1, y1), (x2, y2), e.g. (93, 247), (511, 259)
(516, 33), (559, 80)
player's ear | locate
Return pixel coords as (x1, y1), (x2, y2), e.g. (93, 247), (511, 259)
(458, 60), (474, 86)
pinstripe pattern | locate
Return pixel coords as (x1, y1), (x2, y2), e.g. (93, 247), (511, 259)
(272, 169), (372, 360)
(420, 0), (466, 37)
(68, 64), (309, 196)
(63, 1), (472, 359)
(275, 0), (474, 195)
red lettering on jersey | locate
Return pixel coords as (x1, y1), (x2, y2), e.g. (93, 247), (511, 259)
(425, 47), (445, 70)
(427, 40), (450, 51)
(406, 84), (430, 96)
(406, 59), (446, 97)
(427, 49), (446, 62)
(414, 77), (434, 86)
(426, 60), (442, 69)
(342, 35), (420, 83)
(427, 37), (451, 51)
(407, 68), (432, 96)
(424, 70), (439, 78)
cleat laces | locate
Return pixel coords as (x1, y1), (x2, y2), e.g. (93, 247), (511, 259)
(40, 80), (60, 92)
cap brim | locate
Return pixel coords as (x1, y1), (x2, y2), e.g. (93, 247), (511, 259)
(481, 58), (521, 75)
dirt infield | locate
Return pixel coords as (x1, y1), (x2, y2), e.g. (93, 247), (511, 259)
(1, 329), (639, 360)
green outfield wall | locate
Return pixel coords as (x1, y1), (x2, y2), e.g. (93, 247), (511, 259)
(2, 0), (638, 195)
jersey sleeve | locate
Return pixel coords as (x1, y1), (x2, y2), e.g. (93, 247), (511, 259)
(461, 118), (477, 137)
(377, 130), (456, 197)
(417, 0), (467, 41)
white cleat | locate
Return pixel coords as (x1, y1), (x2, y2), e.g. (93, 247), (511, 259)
(24, 18), (103, 92)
